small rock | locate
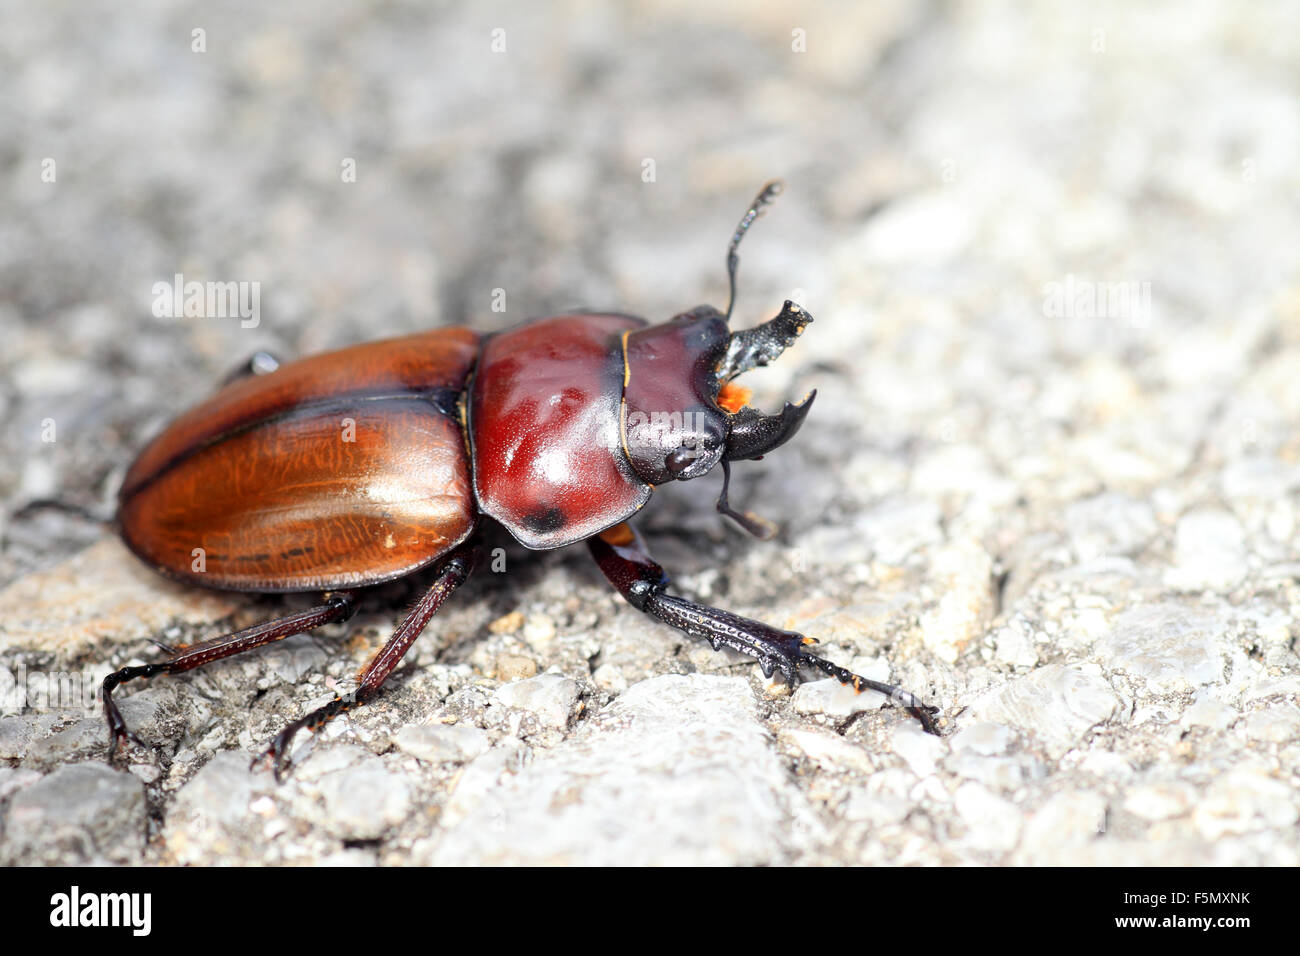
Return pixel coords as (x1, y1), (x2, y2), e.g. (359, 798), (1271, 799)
(314, 755), (414, 842)
(591, 663), (627, 693)
(521, 614), (557, 649)
(1020, 792), (1108, 857)
(920, 538), (994, 663)
(494, 653), (537, 682)
(1074, 751), (1133, 780)
(493, 674), (580, 729)
(950, 721), (1014, 755)
(163, 751), (273, 865)
(947, 752), (1025, 790)
(1098, 604), (1228, 692)
(2, 762), (144, 864)
(41, 716), (109, 762)
(840, 789), (912, 827)
(1065, 493), (1158, 560)
(963, 664), (1119, 758)
(1125, 782), (1196, 821)
(1239, 706), (1300, 744)
(890, 722), (947, 778)
(1192, 769), (1298, 840)
(429, 675), (806, 865)
(0, 714), (53, 760)
(392, 723), (490, 764)
(992, 624), (1039, 668)
(1164, 509), (1248, 592)
(954, 782), (1022, 852)
(1181, 693), (1237, 731)
(487, 611), (524, 635)
(780, 728), (872, 773)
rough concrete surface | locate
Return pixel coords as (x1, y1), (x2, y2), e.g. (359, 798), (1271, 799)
(2, 2), (1299, 865)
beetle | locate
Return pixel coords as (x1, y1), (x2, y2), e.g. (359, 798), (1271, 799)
(103, 181), (940, 779)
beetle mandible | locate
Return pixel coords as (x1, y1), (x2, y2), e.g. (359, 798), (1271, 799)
(104, 181), (941, 778)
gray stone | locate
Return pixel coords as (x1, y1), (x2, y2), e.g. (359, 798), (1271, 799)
(1, 763), (144, 864)
(1164, 509), (1249, 592)
(1065, 493), (1158, 560)
(1238, 706), (1300, 744)
(391, 723), (491, 765)
(1017, 792), (1108, 863)
(919, 538), (994, 663)
(426, 675), (806, 865)
(163, 751), (275, 865)
(954, 783), (1022, 852)
(963, 665), (1120, 759)
(950, 721), (1015, 756)
(780, 728), (873, 773)
(889, 723), (948, 778)
(313, 755), (414, 842)
(493, 674), (581, 730)
(1125, 782), (1197, 822)
(1192, 770), (1299, 840)
(1098, 604), (1228, 692)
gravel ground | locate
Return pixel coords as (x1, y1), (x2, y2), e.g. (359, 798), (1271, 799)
(2, 1), (1299, 866)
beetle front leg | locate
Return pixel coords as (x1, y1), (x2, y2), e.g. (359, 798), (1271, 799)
(588, 522), (940, 734)
(253, 543), (477, 780)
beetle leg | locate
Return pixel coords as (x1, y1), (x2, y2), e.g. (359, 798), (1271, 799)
(102, 590), (359, 760)
(588, 522), (940, 735)
(253, 544), (477, 780)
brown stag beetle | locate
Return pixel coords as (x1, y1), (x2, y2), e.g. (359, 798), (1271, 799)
(103, 181), (941, 779)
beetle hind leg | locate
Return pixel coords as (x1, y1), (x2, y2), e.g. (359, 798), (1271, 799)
(589, 523), (941, 735)
(252, 543), (477, 780)
(102, 590), (358, 761)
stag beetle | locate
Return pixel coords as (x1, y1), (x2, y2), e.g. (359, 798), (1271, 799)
(103, 182), (940, 778)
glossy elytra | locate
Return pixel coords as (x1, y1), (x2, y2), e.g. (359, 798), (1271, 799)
(104, 182), (941, 779)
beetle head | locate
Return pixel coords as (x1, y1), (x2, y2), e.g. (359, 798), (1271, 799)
(621, 298), (815, 538)
(621, 181), (816, 538)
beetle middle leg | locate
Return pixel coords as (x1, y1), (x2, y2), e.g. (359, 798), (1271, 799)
(253, 542), (478, 779)
(102, 590), (360, 759)
(589, 522), (940, 734)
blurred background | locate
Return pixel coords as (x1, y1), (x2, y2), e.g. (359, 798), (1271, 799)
(1, 1), (1299, 866)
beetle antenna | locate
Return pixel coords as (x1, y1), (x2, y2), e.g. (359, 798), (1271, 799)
(725, 180), (784, 322)
(716, 459), (777, 539)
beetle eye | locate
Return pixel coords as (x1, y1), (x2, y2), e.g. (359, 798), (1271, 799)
(665, 445), (697, 477)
